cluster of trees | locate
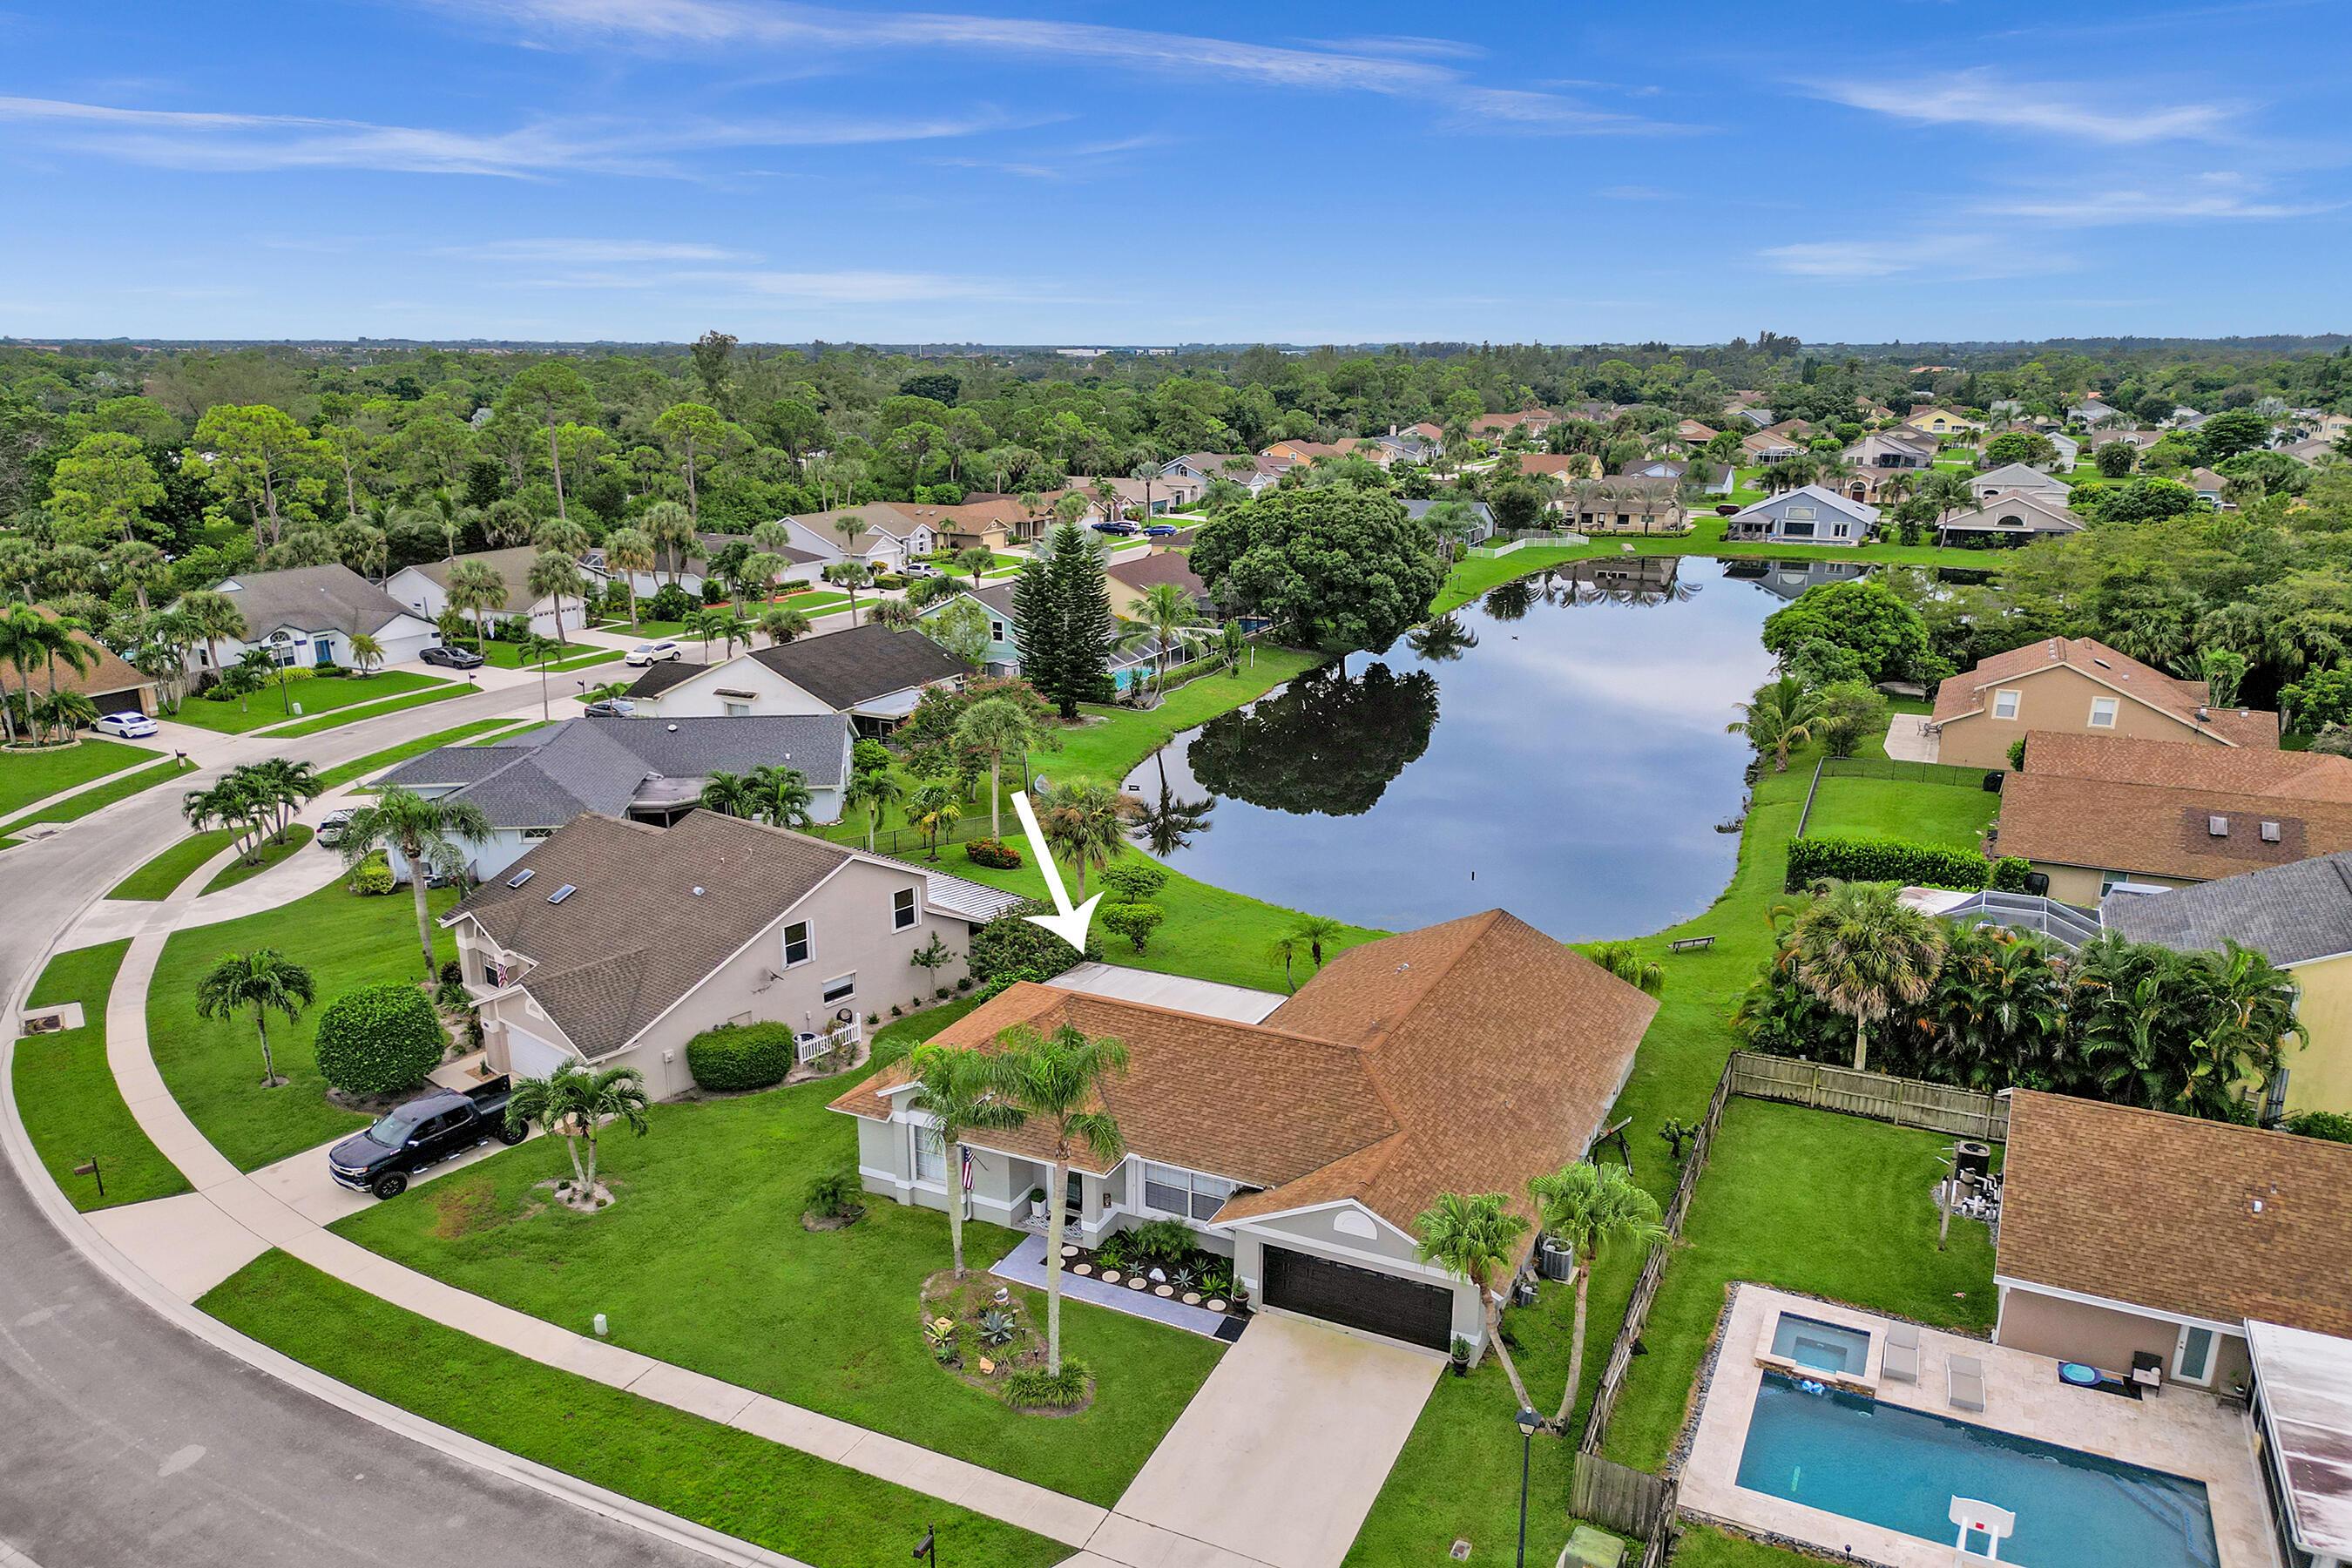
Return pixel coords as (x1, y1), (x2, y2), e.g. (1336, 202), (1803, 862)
(1012, 522), (1119, 717)
(1734, 881), (2304, 1125)
(181, 758), (323, 865)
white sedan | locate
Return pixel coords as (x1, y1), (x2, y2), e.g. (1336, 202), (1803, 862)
(624, 639), (683, 666)
(93, 711), (160, 740)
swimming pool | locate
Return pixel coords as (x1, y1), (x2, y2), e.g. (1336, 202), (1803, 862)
(1772, 1313), (1872, 1375)
(1736, 1373), (2219, 1568)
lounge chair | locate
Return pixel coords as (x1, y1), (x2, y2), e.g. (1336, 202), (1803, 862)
(1948, 1354), (1986, 1413)
(1883, 1321), (1920, 1384)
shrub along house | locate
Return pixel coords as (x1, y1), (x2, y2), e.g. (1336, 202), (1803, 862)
(376, 713), (852, 880)
(1990, 733), (2352, 904)
(443, 810), (1022, 1101)
(1928, 636), (2279, 770)
(832, 910), (1657, 1355)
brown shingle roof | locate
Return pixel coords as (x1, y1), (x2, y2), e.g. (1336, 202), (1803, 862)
(1931, 636), (2279, 747)
(32, 606), (154, 700)
(1995, 733), (2352, 880)
(835, 911), (1655, 1239)
(1997, 1091), (2352, 1337)
(1105, 553), (1208, 598)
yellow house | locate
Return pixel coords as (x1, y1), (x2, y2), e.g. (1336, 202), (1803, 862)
(1903, 406), (1984, 437)
(1928, 636), (2278, 769)
(2104, 851), (2352, 1118)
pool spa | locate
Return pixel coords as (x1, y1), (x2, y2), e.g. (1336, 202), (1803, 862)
(1735, 1372), (2220, 1568)
(1771, 1314), (1874, 1377)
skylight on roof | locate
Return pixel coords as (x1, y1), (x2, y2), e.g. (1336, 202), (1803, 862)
(506, 868), (535, 888)
(547, 883), (577, 904)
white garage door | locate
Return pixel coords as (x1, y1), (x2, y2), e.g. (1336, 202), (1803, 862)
(504, 1030), (572, 1081)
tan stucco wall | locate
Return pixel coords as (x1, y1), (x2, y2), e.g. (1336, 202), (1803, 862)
(1997, 1286), (2185, 1370)
(2285, 953), (2352, 1117)
(1937, 667), (2233, 769)
(2031, 862), (2197, 905)
(640, 659), (836, 719)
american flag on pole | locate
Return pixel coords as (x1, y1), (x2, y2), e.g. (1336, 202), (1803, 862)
(960, 1146), (973, 1192)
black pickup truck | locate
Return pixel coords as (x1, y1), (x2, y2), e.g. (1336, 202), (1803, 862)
(327, 1076), (524, 1199)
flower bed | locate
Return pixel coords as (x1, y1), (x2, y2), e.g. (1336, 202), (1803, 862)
(917, 1271), (1094, 1416)
(1056, 1221), (1247, 1317)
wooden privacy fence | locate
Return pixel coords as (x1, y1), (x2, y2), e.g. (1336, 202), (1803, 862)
(1578, 1057), (1734, 1458)
(1728, 1051), (2010, 1140)
(1572, 1454), (1678, 1540)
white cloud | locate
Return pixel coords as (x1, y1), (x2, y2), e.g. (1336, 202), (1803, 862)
(455, 238), (754, 260)
(1802, 69), (2236, 145)
(1597, 185), (1674, 200)
(0, 94), (1027, 177)
(1982, 173), (2334, 223)
(439, 0), (1680, 134)
(1758, 231), (2069, 280)
(674, 268), (1016, 302)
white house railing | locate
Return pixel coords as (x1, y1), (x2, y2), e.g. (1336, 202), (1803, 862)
(798, 1017), (862, 1065)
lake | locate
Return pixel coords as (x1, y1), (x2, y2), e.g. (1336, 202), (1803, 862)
(1121, 557), (1797, 942)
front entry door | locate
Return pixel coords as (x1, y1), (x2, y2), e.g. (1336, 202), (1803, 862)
(1064, 1171), (1084, 1216)
(2173, 1324), (2218, 1386)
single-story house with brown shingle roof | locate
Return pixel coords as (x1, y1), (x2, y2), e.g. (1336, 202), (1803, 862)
(1995, 1090), (2352, 1396)
(28, 605), (159, 716)
(444, 810), (1022, 1101)
(1929, 636), (2278, 770)
(1104, 551), (1213, 619)
(832, 909), (1657, 1353)
(1990, 732), (2352, 903)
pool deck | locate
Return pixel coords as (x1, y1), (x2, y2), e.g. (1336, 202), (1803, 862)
(1680, 1284), (2279, 1568)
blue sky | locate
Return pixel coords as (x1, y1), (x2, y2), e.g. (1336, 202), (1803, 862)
(3, 0), (2348, 344)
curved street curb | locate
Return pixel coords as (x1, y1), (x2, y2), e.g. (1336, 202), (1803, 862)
(2, 790), (800, 1568)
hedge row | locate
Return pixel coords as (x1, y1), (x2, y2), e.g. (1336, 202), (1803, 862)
(685, 1021), (799, 1092)
(1785, 835), (2030, 894)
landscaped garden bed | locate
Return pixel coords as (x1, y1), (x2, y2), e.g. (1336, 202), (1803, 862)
(918, 1270), (1094, 1416)
(1057, 1220), (1246, 1318)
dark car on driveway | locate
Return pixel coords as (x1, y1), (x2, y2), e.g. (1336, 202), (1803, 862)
(1092, 520), (1138, 536)
(422, 643), (485, 669)
(327, 1076), (522, 1199)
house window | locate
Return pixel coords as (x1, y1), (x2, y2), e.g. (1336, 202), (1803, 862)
(893, 888), (917, 930)
(1992, 690), (2021, 720)
(2089, 697), (2119, 727)
(1832, 524), (1849, 538)
(1141, 1162), (1239, 1222)
(723, 701), (751, 718)
(1785, 506), (1816, 521)
(990, 619), (1006, 642)
(1782, 521), (1815, 538)
(782, 921), (810, 967)
(520, 826), (557, 840)
(821, 973), (855, 1003)
(914, 1126), (945, 1184)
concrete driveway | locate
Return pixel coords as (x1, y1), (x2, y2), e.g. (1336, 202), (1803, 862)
(1082, 1312), (1442, 1568)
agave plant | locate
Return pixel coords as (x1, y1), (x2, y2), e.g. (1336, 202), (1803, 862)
(977, 1308), (1020, 1348)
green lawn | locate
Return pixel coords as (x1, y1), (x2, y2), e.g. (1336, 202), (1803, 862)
(0, 737), (159, 818)
(8, 756), (193, 829)
(200, 824), (316, 895)
(172, 671), (448, 734)
(13, 940), (192, 1211)
(270, 684), (470, 737)
(149, 877), (456, 1170)
(471, 640), (631, 672)
(199, 1251), (1067, 1568)
(316, 718), (527, 790)
(110, 829), (236, 900)
(1601, 1098), (1998, 1469)
(1432, 532), (2014, 617)
(1669, 1524), (1829, 1568)
(1802, 777), (1998, 851)
(331, 1002), (1225, 1509)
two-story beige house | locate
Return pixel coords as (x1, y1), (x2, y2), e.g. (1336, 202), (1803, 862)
(443, 810), (1022, 1101)
(1928, 637), (2279, 769)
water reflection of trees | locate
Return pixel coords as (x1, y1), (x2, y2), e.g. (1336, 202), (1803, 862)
(1186, 660), (1441, 817)
(1407, 612), (1480, 662)
(1131, 750), (1217, 855)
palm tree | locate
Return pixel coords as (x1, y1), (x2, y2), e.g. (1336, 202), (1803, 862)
(1125, 580), (1208, 693)
(535, 518), (592, 560)
(1037, 779), (1135, 899)
(0, 604), (48, 745)
(443, 558), (510, 650)
(844, 768), (903, 852)
(908, 782), (963, 861)
(1527, 1162), (1666, 1434)
(1785, 879), (1948, 1071)
(749, 764), (816, 830)
(824, 560), (873, 626)
(1131, 781), (1213, 857)
(1414, 1192), (1535, 1411)
(335, 785), (494, 979)
(906, 1042), (1029, 1277)
(953, 545), (996, 589)
(18, 612), (97, 746)
(699, 769), (758, 818)
(194, 949), (314, 1088)
(987, 1021), (1129, 1375)
(954, 696), (1037, 840)
(247, 756), (322, 846)
(184, 774), (266, 862)
(868, 597), (920, 632)
(1586, 941), (1666, 997)
(758, 605), (812, 646)
(525, 550), (586, 645)
(348, 631), (385, 675)
(642, 501), (697, 586)
(1267, 913), (1348, 994)
(180, 590), (247, 689)
(744, 550), (788, 609)
(1727, 676), (1823, 773)
(516, 631), (564, 721)
(604, 526), (655, 626)
(504, 1061), (652, 1201)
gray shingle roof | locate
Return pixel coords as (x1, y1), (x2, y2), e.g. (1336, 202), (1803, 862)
(207, 564), (419, 639)
(396, 547), (554, 613)
(380, 715), (850, 828)
(746, 623), (967, 710)
(623, 660), (710, 700)
(2102, 851), (2352, 968)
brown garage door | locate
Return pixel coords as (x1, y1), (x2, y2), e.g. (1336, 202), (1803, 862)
(88, 686), (150, 716)
(1260, 1246), (1454, 1350)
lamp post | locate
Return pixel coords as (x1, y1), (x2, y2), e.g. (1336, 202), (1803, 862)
(1515, 1406), (1542, 1568)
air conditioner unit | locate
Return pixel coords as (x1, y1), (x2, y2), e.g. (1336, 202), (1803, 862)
(1538, 1237), (1576, 1283)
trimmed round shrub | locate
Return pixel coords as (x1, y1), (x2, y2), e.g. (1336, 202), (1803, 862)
(348, 851), (395, 896)
(686, 1020), (796, 1092)
(963, 837), (1023, 869)
(1100, 901), (1164, 953)
(314, 983), (445, 1095)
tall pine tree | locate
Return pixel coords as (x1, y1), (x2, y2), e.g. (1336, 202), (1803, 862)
(1011, 551), (1062, 709)
(1045, 521), (1116, 717)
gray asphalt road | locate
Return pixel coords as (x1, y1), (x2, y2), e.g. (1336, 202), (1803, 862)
(0, 685), (723, 1568)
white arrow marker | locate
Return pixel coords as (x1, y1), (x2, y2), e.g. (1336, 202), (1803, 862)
(1011, 790), (1099, 951)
